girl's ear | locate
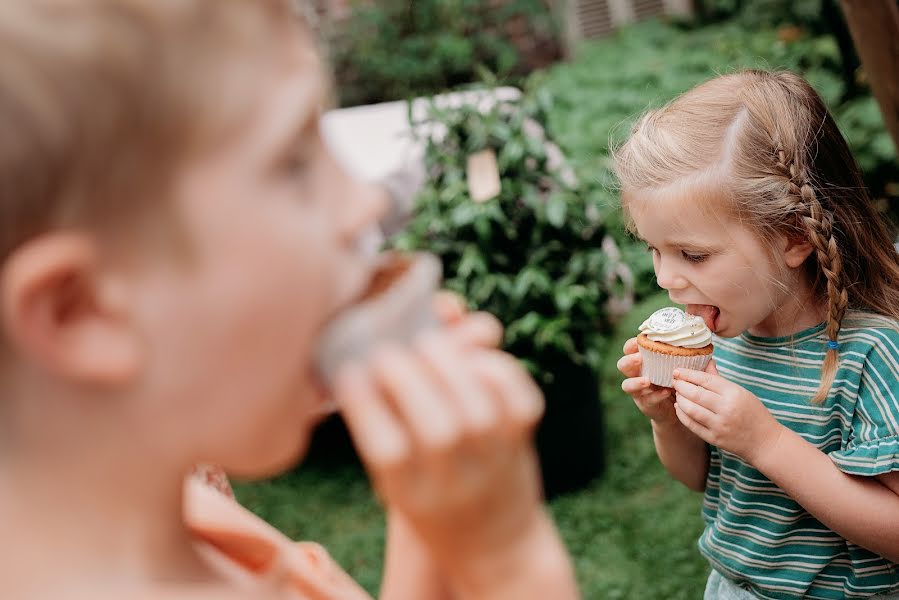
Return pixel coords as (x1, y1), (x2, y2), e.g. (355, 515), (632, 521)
(782, 234), (815, 269)
(0, 232), (142, 384)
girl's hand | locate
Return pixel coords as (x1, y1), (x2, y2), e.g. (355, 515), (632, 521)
(618, 337), (677, 424)
(333, 331), (546, 587)
(672, 361), (785, 465)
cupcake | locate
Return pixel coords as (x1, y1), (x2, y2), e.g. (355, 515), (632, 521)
(315, 251), (442, 388)
(637, 307), (713, 388)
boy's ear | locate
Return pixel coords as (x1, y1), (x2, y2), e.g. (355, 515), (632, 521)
(1, 233), (142, 384)
(782, 234), (814, 268)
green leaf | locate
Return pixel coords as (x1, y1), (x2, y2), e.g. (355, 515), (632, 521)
(546, 194), (568, 227)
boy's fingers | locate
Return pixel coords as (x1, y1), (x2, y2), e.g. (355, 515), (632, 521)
(432, 291), (467, 324)
(673, 367), (727, 393)
(415, 332), (497, 433)
(334, 363), (409, 468)
(447, 311), (503, 349)
(371, 345), (460, 451)
(468, 350), (544, 431)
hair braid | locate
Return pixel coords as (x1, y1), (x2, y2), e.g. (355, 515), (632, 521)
(775, 149), (848, 402)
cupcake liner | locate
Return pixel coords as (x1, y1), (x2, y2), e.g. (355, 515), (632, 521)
(315, 252), (441, 387)
(638, 346), (712, 388)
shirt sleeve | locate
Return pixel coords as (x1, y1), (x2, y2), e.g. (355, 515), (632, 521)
(829, 328), (899, 476)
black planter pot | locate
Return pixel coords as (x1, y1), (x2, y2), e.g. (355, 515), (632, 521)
(301, 356), (606, 500)
(533, 356), (606, 499)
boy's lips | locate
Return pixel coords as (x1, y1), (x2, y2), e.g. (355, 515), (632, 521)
(686, 304), (720, 332)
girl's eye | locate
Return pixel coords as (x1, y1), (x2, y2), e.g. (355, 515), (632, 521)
(645, 243), (659, 255)
(682, 251), (709, 263)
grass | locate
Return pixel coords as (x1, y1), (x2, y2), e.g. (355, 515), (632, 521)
(233, 291), (710, 598)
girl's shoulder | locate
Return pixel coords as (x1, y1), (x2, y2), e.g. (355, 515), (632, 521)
(840, 310), (899, 367)
(841, 310), (899, 341)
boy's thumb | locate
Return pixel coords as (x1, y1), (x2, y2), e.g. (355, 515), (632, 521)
(704, 359), (719, 376)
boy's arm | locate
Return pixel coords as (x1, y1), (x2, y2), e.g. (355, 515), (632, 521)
(380, 511), (454, 600)
(651, 417), (710, 492)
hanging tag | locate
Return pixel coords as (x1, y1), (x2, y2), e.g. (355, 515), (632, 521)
(466, 149), (501, 203)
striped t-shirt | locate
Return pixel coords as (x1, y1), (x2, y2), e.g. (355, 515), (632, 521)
(700, 311), (899, 600)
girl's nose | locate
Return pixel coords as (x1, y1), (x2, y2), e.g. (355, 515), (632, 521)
(655, 256), (687, 291)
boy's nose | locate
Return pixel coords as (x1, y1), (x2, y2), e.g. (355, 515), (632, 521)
(338, 176), (389, 243)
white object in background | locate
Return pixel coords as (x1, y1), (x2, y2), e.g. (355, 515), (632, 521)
(320, 87), (523, 238)
(320, 86), (522, 183)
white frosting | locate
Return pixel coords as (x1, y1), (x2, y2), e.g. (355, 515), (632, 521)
(639, 307), (712, 349)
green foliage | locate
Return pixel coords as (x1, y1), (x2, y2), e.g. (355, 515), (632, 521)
(329, 0), (553, 107)
(540, 19), (898, 228)
(393, 90), (636, 380)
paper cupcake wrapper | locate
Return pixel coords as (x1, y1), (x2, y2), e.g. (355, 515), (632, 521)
(638, 347), (712, 388)
(315, 253), (441, 387)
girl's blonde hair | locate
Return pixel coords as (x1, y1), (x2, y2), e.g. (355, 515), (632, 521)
(0, 0), (306, 259)
(613, 70), (899, 402)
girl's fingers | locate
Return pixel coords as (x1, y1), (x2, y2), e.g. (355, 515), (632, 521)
(674, 393), (716, 427)
(623, 337), (640, 355)
(371, 344), (460, 451)
(415, 332), (497, 433)
(673, 368), (728, 394)
(334, 362), (409, 468)
(672, 377), (720, 410)
(674, 402), (712, 442)
(621, 376), (650, 395)
(617, 353), (643, 378)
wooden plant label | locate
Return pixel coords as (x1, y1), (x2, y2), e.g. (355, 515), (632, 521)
(466, 149), (501, 203)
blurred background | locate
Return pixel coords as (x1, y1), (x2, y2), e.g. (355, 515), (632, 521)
(235, 1), (899, 597)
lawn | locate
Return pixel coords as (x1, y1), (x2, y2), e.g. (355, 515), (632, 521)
(233, 291), (710, 598)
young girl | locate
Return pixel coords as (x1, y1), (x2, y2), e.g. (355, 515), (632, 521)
(0, 1), (579, 598)
(615, 70), (899, 599)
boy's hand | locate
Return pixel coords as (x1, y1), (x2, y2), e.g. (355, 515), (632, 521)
(618, 337), (677, 424)
(333, 331), (545, 585)
(672, 362), (784, 465)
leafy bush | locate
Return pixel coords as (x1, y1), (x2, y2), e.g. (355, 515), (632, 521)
(327, 0), (555, 107)
(539, 18), (898, 236)
(393, 90), (634, 380)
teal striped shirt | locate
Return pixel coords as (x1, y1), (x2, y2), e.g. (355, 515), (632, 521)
(700, 311), (899, 599)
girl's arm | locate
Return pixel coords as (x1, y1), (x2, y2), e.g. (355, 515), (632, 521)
(752, 428), (899, 562)
(672, 366), (899, 562)
(618, 338), (710, 491)
(651, 417), (710, 492)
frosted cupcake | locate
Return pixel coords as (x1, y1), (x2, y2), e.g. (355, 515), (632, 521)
(637, 307), (713, 388)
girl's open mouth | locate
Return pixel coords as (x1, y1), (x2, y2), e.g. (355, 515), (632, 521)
(687, 304), (720, 333)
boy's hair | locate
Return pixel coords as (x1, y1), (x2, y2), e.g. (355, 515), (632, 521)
(0, 0), (305, 260)
(612, 70), (899, 403)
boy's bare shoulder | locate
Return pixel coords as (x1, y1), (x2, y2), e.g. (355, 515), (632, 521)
(69, 583), (302, 600)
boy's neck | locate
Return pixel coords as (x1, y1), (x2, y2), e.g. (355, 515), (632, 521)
(0, 445), (214, 594)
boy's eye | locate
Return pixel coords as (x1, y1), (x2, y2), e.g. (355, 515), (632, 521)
(645, 243), (659, 255)
(681, 251), (709, 263)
